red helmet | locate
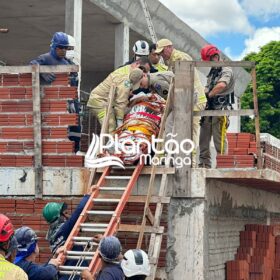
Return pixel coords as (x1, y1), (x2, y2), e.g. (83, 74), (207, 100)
(0, 214), (14, 243)
(201, 44), (220, 61)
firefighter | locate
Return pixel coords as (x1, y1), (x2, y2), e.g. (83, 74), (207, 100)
(198, 44), (235, 168)
(130, 71), (174, 100)
(154, 38), (207, 167)
(14, 226), (63, 280)
(121, 40), (150, 67)
(0, 214), (28, 280)
(148, 43), (168, 73)
(87, 59), (150, 133)
(121, 249), (151, 280)
(80, 236), (124, 280)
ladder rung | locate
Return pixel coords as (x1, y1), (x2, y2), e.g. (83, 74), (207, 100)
(73, 241), (98, 246)
(105, 176), (131, 180)
(59, 265), (88, 271)
(81, 228), (106, 233)
(59, 271), (81, 275)
(67, 251), (95, 256)
(80, 223), (108, 228)
(66, 256), (92, 261)
(99, 187), (126, 191)
(93, 198), (120, 203)
(87, 210), (114, 215)
(73, 236), (97, 241)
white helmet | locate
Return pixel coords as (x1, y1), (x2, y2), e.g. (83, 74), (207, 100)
(67, 35), (76, 48)
(121, 249), (151, 277)
(66, 35), (80, 64)
(133, 40), (149, 56)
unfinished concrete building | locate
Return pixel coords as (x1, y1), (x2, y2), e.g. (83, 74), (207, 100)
(1, 1), (280, 280)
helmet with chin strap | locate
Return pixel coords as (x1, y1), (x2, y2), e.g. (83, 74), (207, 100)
(51, 32), (69, 48)
(201, 44), (220, 61)
(121, 249), (151, 277)
(0, 214), (14, 243)
(133, 40), (149, 56)
(15, 226), (38, 252)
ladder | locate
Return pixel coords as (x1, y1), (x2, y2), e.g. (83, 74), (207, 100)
(59, 163), (144, 278)
(58, 81), (174, 279)
(140, 0), (158, 43)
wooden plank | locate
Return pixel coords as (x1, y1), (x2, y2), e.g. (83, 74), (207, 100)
(32, 64), (43, 198)
(147, 235), (163, 279)
(251, 67), (262, 169)
(194, 109), (255, 117)
(146, 207), (155, 225)
(136, 79), (174, 248)
(39, 65), (79, 73)
(173, 61), (192, 197)
(0, 65), (33, 74)
(194, 61), (255, 68)
(118, 224), (164, 234)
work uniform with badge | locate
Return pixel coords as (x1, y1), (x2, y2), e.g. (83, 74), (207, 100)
(87, 68), (144, 133)
(148, 71), (174, 99)
(199, 45), (235, 168)
(155, 39), (207, 166)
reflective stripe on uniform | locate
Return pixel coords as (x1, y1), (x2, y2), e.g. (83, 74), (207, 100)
(0, 255), (28, 280)
(154, 63), (168, 72)
(220, 115), (227, 154)
(97, 110), (106, 120)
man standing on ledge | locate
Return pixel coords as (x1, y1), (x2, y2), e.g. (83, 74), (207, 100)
(198, 44), (235, 168)
(155, 38), (207, 167)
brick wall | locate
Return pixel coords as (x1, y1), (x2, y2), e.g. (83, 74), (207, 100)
(0, 72), (83, 167)
(1, 197), (167, 267)
(226, 224), (280, 280)
(208, 214), (267, 280)
(217, 133), (257, 168)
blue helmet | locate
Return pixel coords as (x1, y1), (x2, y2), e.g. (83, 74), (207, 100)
(51, 32), (69, 48)
(15, 226), (38, 252)
(99, 236), (122, 262)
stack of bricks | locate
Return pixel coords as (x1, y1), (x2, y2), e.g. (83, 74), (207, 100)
(226, 224), (280, 280)
(263, 143), (280, 174)
(0, 72), (83, 167)
(217, 133), (257, 168)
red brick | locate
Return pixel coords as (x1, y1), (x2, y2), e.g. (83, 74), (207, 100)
(0, 127), (33, 139)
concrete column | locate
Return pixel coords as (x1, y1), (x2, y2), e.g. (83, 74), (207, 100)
(167, 198), (208, 280)
(114, 23), (129, 69)
(65, 0), (82, 65)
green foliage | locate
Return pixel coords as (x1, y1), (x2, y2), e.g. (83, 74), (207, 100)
(241, 41), (280, 138)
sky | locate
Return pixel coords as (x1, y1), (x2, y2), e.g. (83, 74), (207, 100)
(158, 0), (280, 60)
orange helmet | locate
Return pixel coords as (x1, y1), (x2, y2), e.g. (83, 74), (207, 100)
(201, 44), (220, 61)
(0, 214), (14, 243)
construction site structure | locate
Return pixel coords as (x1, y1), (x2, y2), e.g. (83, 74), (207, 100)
(1, 1), (280, 280)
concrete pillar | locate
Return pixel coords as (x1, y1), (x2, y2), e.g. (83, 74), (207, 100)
(65, 0), (82, 65)
(167, 198), (208, 280)
(114, 23), (129, 69)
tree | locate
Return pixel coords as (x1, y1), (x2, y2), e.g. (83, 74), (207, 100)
(241, 41), (280, 138)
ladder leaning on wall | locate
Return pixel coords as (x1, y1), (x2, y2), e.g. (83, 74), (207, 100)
(57, 79), (174, 279)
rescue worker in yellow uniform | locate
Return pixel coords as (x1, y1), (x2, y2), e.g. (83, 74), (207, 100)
(155, 39), (207, 166)
(148, 44), (168, 73)
(198, 45), (235, 168)
(0, 214), (28, 280)
(135, 71), (174, 99)
(87, 57), (151, 133)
